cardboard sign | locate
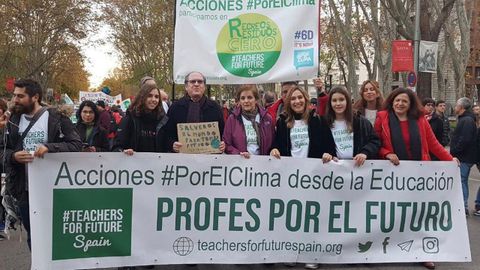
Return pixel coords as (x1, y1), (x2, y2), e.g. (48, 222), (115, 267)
(177, 122), (221, 154)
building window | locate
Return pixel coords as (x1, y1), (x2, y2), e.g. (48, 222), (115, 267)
(393, 72), (400, 81)
(466, 67), (473, 79)
(476, 67), (480, 80)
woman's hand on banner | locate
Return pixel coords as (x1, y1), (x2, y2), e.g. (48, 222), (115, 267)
(386, 153), (400, 166)
(240, 152), (250, 159)
(453, 157), (460, 166)
(322, 153), (337, 163)
(123, 149), (134, 156)
(270, 148), (280, 159)
(353, 153), (367, 167)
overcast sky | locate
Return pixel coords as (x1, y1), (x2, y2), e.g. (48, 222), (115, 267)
(82, 25), (120, 89)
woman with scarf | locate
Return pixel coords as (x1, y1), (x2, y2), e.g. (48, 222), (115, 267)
(374, 87), (456, 270)
(75, 100), (109, 152)
(223, 84), (274, 157)
(319, 86), (380, 165)
(113, 83), (168, 154)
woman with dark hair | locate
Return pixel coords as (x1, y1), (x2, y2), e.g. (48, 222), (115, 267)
(353, 80), (384, 125)
(319, 86), (380, 166)
(374, 87), (452, 164)
(223, 85), (274, 158)
(75, 100), (109, 152)
(113, 83), (168, 154)
(374, 88), (456, 270)
(270, 86), (323, 159)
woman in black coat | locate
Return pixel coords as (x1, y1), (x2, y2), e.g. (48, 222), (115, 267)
(319, 86), (380, 166)
(270, 86), (324, 159)
(112, 83), (168, 154)
(75, 100), (110, 152)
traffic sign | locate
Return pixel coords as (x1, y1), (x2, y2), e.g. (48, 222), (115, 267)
(407, 72), (417, 87)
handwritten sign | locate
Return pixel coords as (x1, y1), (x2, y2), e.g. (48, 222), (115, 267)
(177, 122), (221, 154)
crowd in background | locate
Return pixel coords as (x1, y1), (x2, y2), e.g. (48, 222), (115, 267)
(0, 72), (478, 270)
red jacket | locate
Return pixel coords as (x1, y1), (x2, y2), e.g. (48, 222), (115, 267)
(266, 99), (283, 127)
(316, 93), (329, 116)
(374, 110), (452, 161)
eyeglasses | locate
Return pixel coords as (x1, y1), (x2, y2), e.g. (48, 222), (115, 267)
(187, 79), (204, 85)
(425, 103), (434, 107)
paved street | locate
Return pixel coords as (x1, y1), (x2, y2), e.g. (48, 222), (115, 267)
(2, 168), (480, 270)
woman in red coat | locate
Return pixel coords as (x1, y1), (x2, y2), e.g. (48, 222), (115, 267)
(374, 87), (456, 270)
(374, 87), (453, 164)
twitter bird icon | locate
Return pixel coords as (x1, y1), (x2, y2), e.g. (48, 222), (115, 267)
(358, 241), (373, 253)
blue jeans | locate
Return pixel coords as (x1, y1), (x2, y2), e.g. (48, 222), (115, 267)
(460, 162), (474, 210)
(18, 201), (31, 250)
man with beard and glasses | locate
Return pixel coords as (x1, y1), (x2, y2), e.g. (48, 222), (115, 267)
(0, 79), (82, 250)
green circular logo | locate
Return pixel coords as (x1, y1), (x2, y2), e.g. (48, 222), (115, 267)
(216, 13), (282, 78)
(211, 138), (220, 149)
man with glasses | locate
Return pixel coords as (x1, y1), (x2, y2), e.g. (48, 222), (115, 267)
(166, 71), (225, 153)
(267, 81), (297, 126)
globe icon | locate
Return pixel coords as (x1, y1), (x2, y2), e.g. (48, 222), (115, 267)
(173, 237), (194, 256)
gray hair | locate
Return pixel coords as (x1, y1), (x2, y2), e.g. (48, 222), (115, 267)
(263, 91), (276, 104)
(456, 97), (472, 111)
(184, 71), (206, 84)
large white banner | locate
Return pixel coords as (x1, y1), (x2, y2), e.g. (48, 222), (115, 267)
(29, 153), (470, 270)
(79, 91), (122, 106)
(173, 1), (319, 84)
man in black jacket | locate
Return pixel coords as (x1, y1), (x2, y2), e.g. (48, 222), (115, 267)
(435, 100), (450, 146)
(423, 98), (444, 160)
(450, 97), (477, 216)
(0, 79), (82, 249)
(423, 98), (443, 143)
(166, 71), (225, 153)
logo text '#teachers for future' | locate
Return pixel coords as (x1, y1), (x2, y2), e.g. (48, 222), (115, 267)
(216, 13), (282, 78)
(52, 188), (132, 260)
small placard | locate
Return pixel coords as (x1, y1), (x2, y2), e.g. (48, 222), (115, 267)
(177, 122), (221, 154)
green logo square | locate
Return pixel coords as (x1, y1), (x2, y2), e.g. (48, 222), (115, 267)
(52, 188), (132, 260)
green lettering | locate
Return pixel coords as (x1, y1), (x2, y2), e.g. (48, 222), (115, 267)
(157, 198), (173, 231)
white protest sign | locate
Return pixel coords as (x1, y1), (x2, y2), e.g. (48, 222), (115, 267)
(79, 91), (122, 106)
(29, 153), (470, 270)
(173, 1), (319, 84)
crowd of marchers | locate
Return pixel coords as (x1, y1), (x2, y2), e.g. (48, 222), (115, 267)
(1, 72), (479, 270)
